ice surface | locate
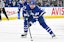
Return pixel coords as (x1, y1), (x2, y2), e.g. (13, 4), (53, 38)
(0, 18), (64, 42)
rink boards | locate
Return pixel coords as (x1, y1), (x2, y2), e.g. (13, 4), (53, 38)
(1, 7), (64, 20)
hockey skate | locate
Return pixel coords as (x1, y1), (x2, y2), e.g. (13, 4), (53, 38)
(21, 32), (27, 38)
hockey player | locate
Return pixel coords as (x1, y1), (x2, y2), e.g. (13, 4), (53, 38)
(18, 0), (30, 19)
(0, 0), (9, 20)
(21, 1), (56, 38)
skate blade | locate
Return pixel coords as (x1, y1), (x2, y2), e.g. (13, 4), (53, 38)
(21, 35), (27, 38)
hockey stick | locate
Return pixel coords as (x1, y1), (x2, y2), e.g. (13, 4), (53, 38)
(25, 11), (33, 41)
(27, 19), (33, 41)
(29, 27), (33, 41)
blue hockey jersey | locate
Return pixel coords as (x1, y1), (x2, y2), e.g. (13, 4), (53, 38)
(18, 1), (27, 10)
(23, 5), (45, 19)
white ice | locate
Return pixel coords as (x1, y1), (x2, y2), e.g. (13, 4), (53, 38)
(0, 18), (64, 42)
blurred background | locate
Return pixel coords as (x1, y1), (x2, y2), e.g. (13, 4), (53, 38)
(3, 0), (64, 7)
